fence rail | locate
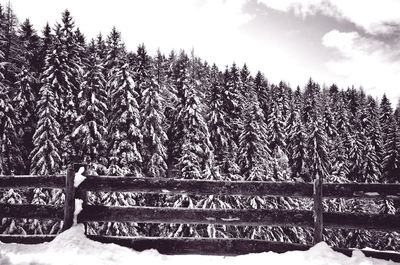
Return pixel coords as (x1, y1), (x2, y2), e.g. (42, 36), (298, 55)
(1, 165), (400, 262)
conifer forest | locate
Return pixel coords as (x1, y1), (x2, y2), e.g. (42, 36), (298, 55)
(0, 4), (400, 251)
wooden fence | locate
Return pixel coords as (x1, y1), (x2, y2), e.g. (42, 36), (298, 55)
(1, 165), (400, 262)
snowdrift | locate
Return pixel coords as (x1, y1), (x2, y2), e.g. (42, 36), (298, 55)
(0, 224), (398, 265)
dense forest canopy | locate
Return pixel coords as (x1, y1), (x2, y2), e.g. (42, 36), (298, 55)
(0, 3), (400, 250)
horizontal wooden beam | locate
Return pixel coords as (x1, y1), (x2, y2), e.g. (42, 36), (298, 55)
(78, 205), (313, 227)
(0, 175), (65, 189)
(324, 212), (400, 231)
(86, 236), (311, 255)
(0, 204), (64, 220)
(78, 176), (314, 197)
(79, 205), (400, 232)
(323, 183), (400, 199)
(77, 176), (400, 199)
(0, 235), (56, 244)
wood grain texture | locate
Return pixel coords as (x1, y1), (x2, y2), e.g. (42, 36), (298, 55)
(0, 204), (63, 219)
(0, 175), (65, 189)
(78, 205), (314, 227)
(77, 176), (314, 197)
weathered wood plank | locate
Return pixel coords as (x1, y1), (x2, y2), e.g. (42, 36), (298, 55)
(77, 176), (314, 197)
(0, 175), (65, 189)
(323, 183), (400, 199)
(62, 167), (75, 231)
(324, 212), (400, 231)
(0, 204), (63, 219)
(0, 235), (56, 244)
(86, 236), (311, 255)
(313, 178), (323, 244)
(79, 205), (400, 232)
(78, 205), (314, 227)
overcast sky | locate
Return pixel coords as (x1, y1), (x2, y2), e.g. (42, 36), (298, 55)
(5, 0), (400, 104)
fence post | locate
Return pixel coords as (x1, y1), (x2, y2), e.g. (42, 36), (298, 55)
(62, 166), (75, 231)
(73, 163), (87, 233)
(313, 176), (323, 244)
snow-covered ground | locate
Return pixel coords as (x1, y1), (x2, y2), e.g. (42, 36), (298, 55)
(0, 224), (398, 265)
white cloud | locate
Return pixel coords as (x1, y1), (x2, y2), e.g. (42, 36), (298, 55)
(322, 30), (400, 103)
(257, 0), (400, 34)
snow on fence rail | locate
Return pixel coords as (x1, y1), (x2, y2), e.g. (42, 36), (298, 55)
(1, 164), (400, 261)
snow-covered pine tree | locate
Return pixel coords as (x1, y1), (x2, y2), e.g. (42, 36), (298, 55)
(163, 51), (214, 237)
(140, 52), (167, 179)
(266, 101), (290, 181)
(15, 19), (41, 168)
(0, 2), (24, 84)
(306, 114), (329, 182)
(29, 82), (61, 175)
(225, 63), (243, 146)
(0, 10), (27, 234)
(58, 10), (83, 167)
(253, 71), (270, 120)
(237, 96), (288, 241)
(0, 63), (24, 175)
(237, 97), (271, 177)
(175, 57), (213, 180)
(13, 66), (36, 169)
(286, 108), (308, 181)
(302, 78), (320, 125)
(89, 28), (141, 237)
(28, 81), (62, 234)
(107, 62), (142, 176)
(380, 94), (393, 143)
(37, 23), (53, 73)
(382, 117), (400, 182)
(71, 40), (108, 170)
(133, 44), (152, 106)
(395, 99), (400, 129)
(207, 64), (230, 178)
(59, 10), (82, 98)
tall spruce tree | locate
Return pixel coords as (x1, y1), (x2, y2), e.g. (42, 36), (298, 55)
(72, 41), (108, 169)
(140, 51), (168, 179)
(107, 63), (142, 176)
(29, 83), (61, 175)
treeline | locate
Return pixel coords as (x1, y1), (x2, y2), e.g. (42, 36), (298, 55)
(0, 4), (400, 250)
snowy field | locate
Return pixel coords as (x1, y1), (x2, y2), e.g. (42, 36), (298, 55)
(0, 224), (398, 265)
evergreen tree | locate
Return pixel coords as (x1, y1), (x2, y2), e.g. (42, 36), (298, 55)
(267, 101), (290, 181)
(382, 118), (400, 182)
(13, 66), (36, 167)
(0, 75), (24, 175)
(72, 41), (108, 169)
(380, 94), (393, 142)
(253, 71), (269, 119)
(29, 83), (61, 175)
(140, 51), (168, 178)
(207, 64), (235, 178)
(306, 116), (329, 180)
(237, 99), (272, 181)
(175, 61), (213, 180)
(133, 44), (151, 106)
(286, 109), (308, 181)
(107, 63), (142, 176)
